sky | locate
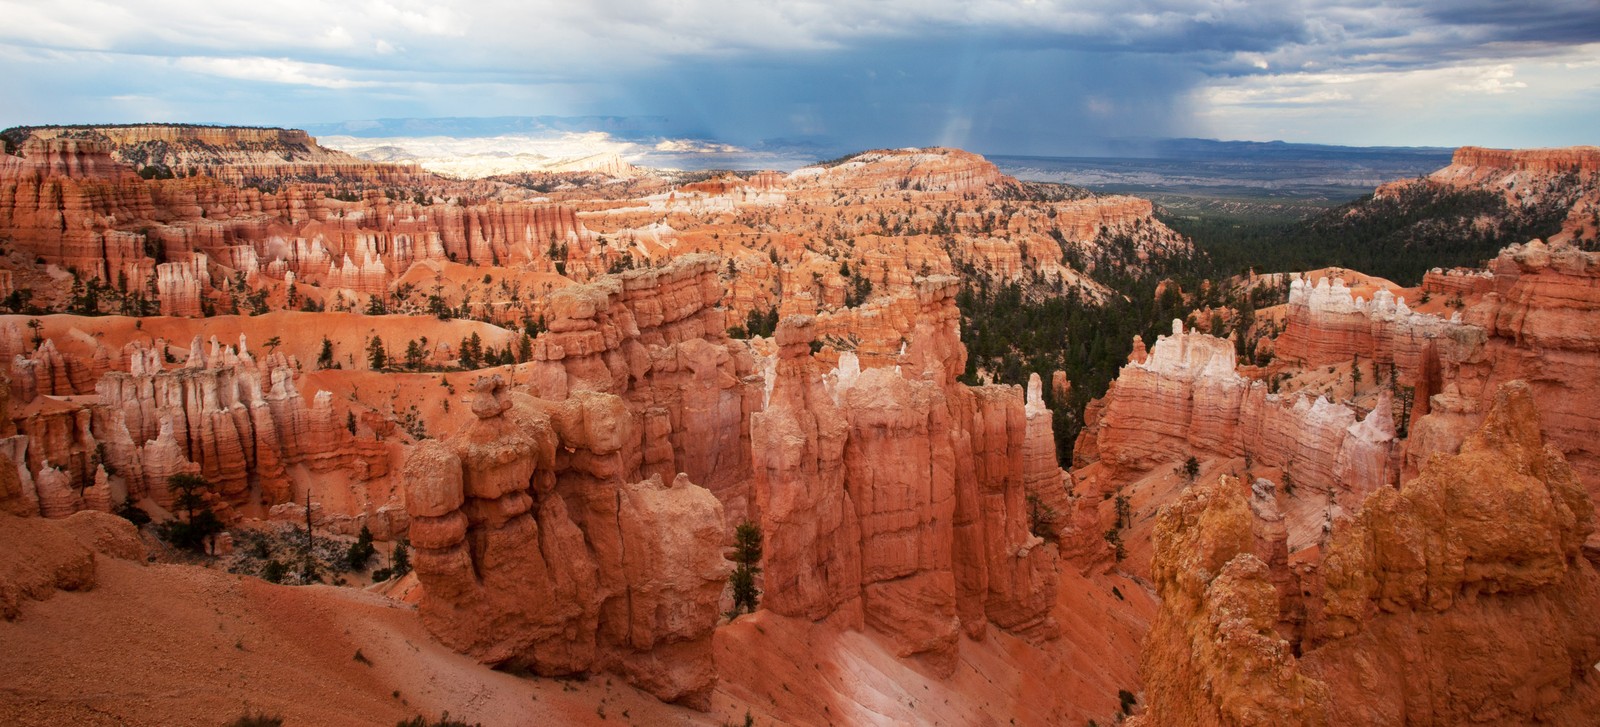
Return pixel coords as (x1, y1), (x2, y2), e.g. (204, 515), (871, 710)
(1, 0), (1597, 155)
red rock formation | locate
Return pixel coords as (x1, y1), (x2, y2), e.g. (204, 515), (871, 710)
(753, 301), (1060, 669)
(13, 125), (432, 186)
(403, 376), (728, 707)
(787, 148), (1020, 196)
(1433, 145), (1600, 181)
(1131, 381), (1600, 726)
(1272, 240), (1600, 497)
(1376, 145), (1600, 246)
(96, 338), (306, 505)
(1023, 373), (1072, 543)
(1, 126), (595, 313)
(1272, 275), (1461, 394)
(1420, 266), (1495, 299)
(1076, 321), (1396, 499)
(1131, 475), (1329, 727)
(751, 316), (861, 623)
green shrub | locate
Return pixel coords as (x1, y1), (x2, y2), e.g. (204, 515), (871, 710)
(114, 500), (151, 526)
(392, 539), (411, 576)
(346, 525), (377, 570)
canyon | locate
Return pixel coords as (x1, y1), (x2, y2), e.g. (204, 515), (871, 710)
(1, 127), (1598, 725)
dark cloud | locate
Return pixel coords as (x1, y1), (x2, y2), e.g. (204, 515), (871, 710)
(1422, 0), (1600, 45)
(590, 40), (1202, 156)
(0, 1), (1595, 149)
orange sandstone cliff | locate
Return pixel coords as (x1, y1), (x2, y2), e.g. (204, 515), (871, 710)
(1131, 381), (1600, 726)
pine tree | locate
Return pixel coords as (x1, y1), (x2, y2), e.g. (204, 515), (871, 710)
(404, 339), (426, 370)
(346, 525), (377, 570)
(317, 337), (335, 369)
(728, 520), (763, 618)
(458, 332), (483, 369)
(160, 473), (224, 554)
(392, 539), (411, 576)
(367, 336), (388, 370)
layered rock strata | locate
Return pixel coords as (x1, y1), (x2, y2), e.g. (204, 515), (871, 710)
(1076, 321), (1397, 499)
(403, 376), (728, 707)
(1269, 241), (1600, 496)
(753, 300), (1060, 674)
(1131, 381), (1600, 726)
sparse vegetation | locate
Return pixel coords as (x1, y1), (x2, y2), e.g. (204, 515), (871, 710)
(727, 520), (763, 619)
(158, 473), (224, 554)
(226, 712), (285, 727)
(392, 539), (412, 577)
(394, 714), (480, 727)
(346, 525), (377, 570)
(1026, 492), (1057, 542)
(114, 500), (151, 526)
(1103, 527), (1125, 562)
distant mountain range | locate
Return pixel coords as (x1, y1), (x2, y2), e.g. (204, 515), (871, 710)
(300, 116), (1457, 200)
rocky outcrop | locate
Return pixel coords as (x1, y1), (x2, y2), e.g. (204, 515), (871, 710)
(7, 124), (432, 186)
(1272, 276), (1467, 402)
(403, 376), (728, 708)
(1433, 243), (1600, 494)
(753, 297), (1060, 672)
(1374, 145), (1600, 246)
(1076, 321), (1396, 499)
(1023, 373), (1072, 542)
(1131, 382), (1600, 726)
(521, 255), (761, 516)
(94, 337), (341, 508)
(0, 126), (595, 310)
(1133, 475), (1330, 727)
(787, 148), (1019, 196)
(0, 510), (142, 620)
(1432, 146), (1600, 182)
(1273, 241), (1600, 497)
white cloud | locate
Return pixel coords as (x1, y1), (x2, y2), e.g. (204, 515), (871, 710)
(172, 56), (375, 89)
(1192, 44), (1600, 146)
(1450, 64), (1526, 94)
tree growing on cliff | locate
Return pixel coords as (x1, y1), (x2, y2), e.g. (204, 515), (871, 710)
(1103, 527), (1126, 562)
(317, 336), (335, 369)
(728, 520), (763, 618)
(1183, 456), (1200, 482)
(367, 336), (388, 370)
(346, 525), (377, 570)
(458, 332), (483, 369)
(404, 339), (427, 370)
(159, 473), (224, 554)
(391, 538), (411, 577)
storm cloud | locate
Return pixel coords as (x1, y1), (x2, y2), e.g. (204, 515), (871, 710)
(0, 0), (1596, 151)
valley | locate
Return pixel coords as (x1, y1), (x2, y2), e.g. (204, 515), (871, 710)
(1, 123), (1598, 726)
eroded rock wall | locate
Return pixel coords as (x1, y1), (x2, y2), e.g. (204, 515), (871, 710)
(1075, 320), (1397, 499)
(1131, 382), (1600, 726)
